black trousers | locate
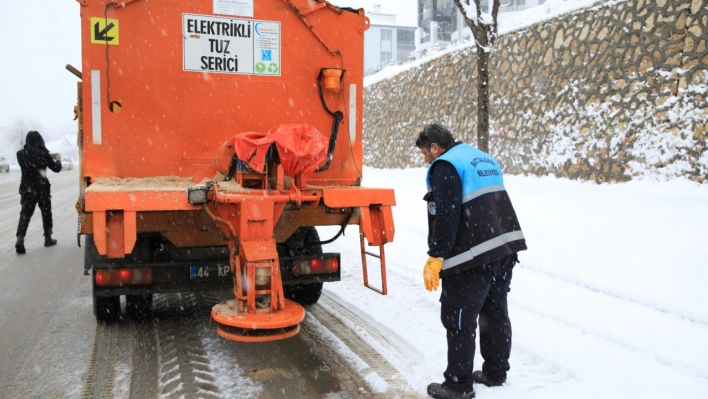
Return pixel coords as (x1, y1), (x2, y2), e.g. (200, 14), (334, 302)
(16, 190), (53, 238)
(440, 253), (516, 393)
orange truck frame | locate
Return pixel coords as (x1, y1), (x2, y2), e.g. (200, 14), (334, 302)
(71, 0), (395, 341)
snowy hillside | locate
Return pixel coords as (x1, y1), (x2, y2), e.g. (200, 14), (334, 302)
(318, 167), (708, 398)
(362, 0), (708, 183)
(363, 0), (609, 87)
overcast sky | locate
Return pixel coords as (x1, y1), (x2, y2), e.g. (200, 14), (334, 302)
(0, 0), (82, 135)
(0, 0), (416, 134)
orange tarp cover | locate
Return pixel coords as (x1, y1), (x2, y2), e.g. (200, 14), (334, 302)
(232, 124), (328, 176)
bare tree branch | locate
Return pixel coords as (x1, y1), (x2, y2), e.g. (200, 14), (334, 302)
(453, 0), (476, 26)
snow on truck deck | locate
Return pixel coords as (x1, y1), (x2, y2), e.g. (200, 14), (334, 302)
(85, 175), (248, 193)
(86, 176), (196, 191)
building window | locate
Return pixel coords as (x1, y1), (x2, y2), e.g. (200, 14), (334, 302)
(419, 0), (457, 39)
(381, 29), (392, 64)
(397, 29), (415, 61)
(397, 30), (415, 48)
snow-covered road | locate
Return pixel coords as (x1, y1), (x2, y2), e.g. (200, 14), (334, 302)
(320, 168), (708, 398)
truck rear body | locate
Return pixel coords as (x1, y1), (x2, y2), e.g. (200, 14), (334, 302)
(73, 0), (395, 337)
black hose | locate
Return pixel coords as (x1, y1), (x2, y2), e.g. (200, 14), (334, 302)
(224, 154), (238, 181)
(305, 210), (355, 247)
(315, 69), (344, 173)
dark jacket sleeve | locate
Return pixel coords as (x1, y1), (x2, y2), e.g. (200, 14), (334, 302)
(428, 160), (462, 258)
(45, 154), (62, 173)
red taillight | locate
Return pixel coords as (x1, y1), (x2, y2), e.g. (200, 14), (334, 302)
(95, 270), (109, 286)
(95, 268), (152, 286)
(116, 269), (133, 284)
(309, 259), (325, 273)
(291, 258), (339, 276)
(328, 257), (339, 272)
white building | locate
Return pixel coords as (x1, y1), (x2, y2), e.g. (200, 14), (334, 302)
(364, 5), (417, 76)
(415, 0), (544, 56)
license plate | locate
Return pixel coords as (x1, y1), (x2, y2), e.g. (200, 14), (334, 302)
(190, 265), (232, 280)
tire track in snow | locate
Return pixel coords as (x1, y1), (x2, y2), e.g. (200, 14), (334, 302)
(154, 292), (222, 399)
(510, 301), (708, 381)
(81, 323), (119, 399)
(305, 295), (421, 398)
(129, 321), (159, 398)
(518, 264), (708, 326)
(505, 345), (576, 389)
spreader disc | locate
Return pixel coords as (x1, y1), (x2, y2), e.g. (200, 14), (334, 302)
(216, 324), (301, 342)
(212, 298), (305, 330)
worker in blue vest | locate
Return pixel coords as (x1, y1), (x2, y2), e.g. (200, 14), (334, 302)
(417, 123), (527, 399)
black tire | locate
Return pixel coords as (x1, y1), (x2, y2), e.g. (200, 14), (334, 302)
(284, 282), (323, 305)
(126, 294), (153, 320)
(283, 227), (324, 305)
(84, 235), (96, 275)
(93, 274), (120, 323)
(89, 236), (120, 322)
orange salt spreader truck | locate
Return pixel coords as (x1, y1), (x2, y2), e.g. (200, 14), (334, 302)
(70, 0), (395, 342)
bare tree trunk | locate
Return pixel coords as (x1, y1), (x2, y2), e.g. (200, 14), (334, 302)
(452, 0), (500, 154)
(477, 45), (489, 153)
(467, 19), (491, 154)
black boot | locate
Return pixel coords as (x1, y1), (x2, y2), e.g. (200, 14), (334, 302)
(472, 371), (505, 387)
(44, 236), (57, 247)
(427, 383), (474, 399)
(15, 236), (26, 254)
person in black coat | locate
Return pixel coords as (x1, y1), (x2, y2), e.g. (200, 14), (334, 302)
(15, 131), (62, 254)
(417, 124), (527, 399)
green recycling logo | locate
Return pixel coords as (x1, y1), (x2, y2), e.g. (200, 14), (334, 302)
(255, 62), (266, 73)
(267, 63), (279, 73)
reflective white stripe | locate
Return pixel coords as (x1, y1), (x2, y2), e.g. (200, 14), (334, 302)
(426, 184), (505, 202)
(91, 70), (102, 145)
(462, 184), (505, 204)
(442, 230), (525, 270)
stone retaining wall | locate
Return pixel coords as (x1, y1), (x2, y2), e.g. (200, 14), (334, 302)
(363, 0), (708, 183)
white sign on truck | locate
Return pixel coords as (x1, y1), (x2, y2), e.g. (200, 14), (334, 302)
(183, 14), (281, 76)
(213, 0), (253, 18)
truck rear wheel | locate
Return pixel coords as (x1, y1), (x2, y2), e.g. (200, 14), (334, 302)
(93, 276), (120, 323)
(94, 295), (120, 323)
(126, 294), (153, 320)
(88, 235), (121, 322)
(284, 282), (323, 305)
(84, 235), (96, 275)
(283, 227), (324, 305)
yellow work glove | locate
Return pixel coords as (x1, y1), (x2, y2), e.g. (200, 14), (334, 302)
(423, 257), (443, 291)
